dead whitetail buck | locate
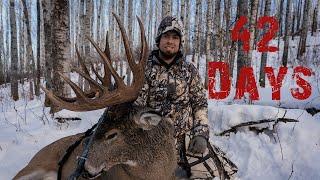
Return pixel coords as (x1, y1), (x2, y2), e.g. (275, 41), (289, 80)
(14, 14), (177, 180)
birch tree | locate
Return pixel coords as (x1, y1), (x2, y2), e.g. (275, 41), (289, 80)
(295, 0), (302, 37)
(192, 0), (201, 66)
(43, 0), (53, 106)
(21, 0), (37, 100)
(10, 0), (19, 101)
(119, 0), (125, 77)
(162, 0), (171, 17)
(19, 3), (25, 85)
(127, 0), (133, 85)
(236, 0), (249, 86)
(259, 0), (271, 87)
(311, 0), (320, 36)
(50, 0), (70, 112)
(213, 0), (221, 61)
(205, 0), (213, 88)
(77, 0), (85, 89)
(184, 0), (190, 54)
(0, 0), (4, 85)
(248, 0), (259, 65)
(297, 0), (310, 59)
(83, 0), (93, 91)
(35, 0), (41, 96)
(282, 0), (292, 67)
(225, 0), (236, 79)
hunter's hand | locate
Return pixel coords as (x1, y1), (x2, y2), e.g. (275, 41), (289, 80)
(188, 136), (207, 154)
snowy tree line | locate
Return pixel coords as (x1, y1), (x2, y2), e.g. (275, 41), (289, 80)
(0, 0), (319, 112)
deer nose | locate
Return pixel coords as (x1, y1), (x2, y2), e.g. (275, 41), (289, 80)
(84, 162), (106, 177)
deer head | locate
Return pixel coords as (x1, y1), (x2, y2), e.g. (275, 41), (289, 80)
(81, 104), (176, 179)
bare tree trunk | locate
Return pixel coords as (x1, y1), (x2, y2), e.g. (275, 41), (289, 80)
(50, 0), (70, 113)
(225, 0), (236, 80)
(148, 0), (154, 47)
(205, 0), (213, 89)
(282, 0), (292, 67)
(248, 0), (259, 65)
(109, 0), (115, 59)
(127, 0), (133, 85)
(162, 0), (171, 17)
(119, 0), (125, 77)
(311, 0), (319, 36)
(236, 0), (249, 86)
(259, 0), (271, 87)
(141, 0), (146, 22)
(97, 0), (103, 45)
(78, 0), (85, 90)
(17, 3), (26, 84)
(278, 0), (284, 37)
(297, 0), (310, 59)
(10, 0), (19, 101)
(43, 0), (53, 106)
(180, 0), (185, 22)
(296, 0), (302, 35)
(35, 0), (41, 96)
(5, 8), (11, 85)
(83, 0), (93, 92)
(21, 0), (36, 100)
(0, 0), (4, 85)
(291, 4), (296, 40)
(184, 0), (190, 55)
(214, 0), (222, 61)
(192, 0), (201, 67)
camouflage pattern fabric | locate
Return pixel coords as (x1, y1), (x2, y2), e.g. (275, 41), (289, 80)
(134, 50), (209, 140)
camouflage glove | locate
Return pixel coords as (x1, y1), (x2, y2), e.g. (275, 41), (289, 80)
(188, 136), (207, 154)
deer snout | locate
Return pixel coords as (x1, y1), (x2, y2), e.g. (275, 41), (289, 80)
(84, 161), (106, 177)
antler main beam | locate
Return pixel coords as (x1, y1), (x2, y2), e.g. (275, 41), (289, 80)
(41, 14), (148, 111)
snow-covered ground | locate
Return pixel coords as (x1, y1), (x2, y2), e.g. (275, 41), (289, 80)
(1, 33), (320, 179)
(1, 84), (320, 179)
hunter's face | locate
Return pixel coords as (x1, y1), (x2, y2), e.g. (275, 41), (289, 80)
(159, 31), (180, 57)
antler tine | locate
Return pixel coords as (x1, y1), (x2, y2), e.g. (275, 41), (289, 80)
(87, 36), (126, 89)
(75, 44), (90, 76)
(103, 31), (112, 87)
(130, 16), (148, 88)
(89, 62), (104, 84)
(104, 31), (111, 60)
(75, 44), (102, 95)
(40, 85), (106, 111)
(57, 72), (88, 100)
(136, 16), (148, 68)
(112, 13), (136, 72)
(72, 67), (105, 94)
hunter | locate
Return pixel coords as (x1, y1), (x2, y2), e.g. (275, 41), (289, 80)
(134, 16), (210, 177)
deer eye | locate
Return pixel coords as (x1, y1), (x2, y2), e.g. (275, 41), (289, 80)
(105, 132), (118, 140)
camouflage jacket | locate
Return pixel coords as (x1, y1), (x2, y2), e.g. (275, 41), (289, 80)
(135, 50), (209, 139)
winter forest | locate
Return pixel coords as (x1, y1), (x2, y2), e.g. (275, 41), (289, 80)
(1, 0), (320, 179)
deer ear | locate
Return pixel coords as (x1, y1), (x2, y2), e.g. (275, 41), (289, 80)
(135, 112), (162, 130)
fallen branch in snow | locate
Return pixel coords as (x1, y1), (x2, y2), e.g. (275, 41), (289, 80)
(217, 118), (299, 136)
(186, 142), (238, 179)
(288, 162), (294, 180)
(306, 108), (320, 116)
(55, 117), (81, 123)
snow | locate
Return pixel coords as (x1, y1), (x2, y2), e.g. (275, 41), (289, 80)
(209, 104), (320, 179)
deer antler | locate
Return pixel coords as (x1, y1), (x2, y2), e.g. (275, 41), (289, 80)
(41, 14), (148, 111)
